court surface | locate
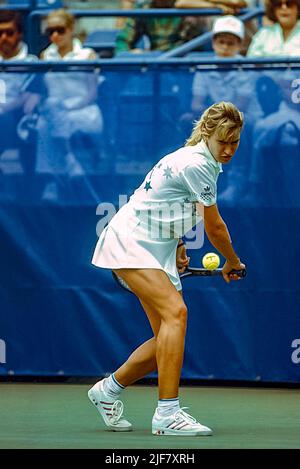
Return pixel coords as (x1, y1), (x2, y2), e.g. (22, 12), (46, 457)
(1, 383), (299, 449)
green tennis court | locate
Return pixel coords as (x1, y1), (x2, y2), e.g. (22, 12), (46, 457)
(1, 383), (299, 449)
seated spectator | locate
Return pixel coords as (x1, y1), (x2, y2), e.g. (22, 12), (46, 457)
(175, 0), (257, 54)
(0, 10), (38, 176)
(41, 8), (97, 60)
(0, 10), (36, 61)
(209, 14), (245, 56)
(37, 9), (104, 200)
(247, 0), (300, 56)
(115, 0), (206, 55)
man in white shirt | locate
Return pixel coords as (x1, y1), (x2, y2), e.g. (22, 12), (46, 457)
(0, 10), (36, 61)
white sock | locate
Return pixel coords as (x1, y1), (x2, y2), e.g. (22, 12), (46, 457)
(157, 397), (180, 417)
(102, 373), (125, 399)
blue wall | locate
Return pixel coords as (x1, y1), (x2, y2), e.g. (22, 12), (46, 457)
(0, 63), (300, 382)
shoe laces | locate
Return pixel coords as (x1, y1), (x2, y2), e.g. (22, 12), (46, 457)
(174, 407), (197, 424)
(109, 400), (124, 424)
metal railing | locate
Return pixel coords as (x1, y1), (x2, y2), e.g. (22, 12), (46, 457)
(1, 57), (300, 73)
(0, 1), (36, 10)
(28, 7), (253, 20)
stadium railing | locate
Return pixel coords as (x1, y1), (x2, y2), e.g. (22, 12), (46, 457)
(1, 0), (62, 9)
(0, 1), (35, 10)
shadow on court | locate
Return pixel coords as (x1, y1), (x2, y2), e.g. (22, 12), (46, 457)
(0, 384), (299, 449)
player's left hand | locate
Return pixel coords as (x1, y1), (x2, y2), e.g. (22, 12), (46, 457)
(176, 244), (190, 273)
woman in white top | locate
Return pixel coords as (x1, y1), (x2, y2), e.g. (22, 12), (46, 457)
(89, 102), (246, 437)
(36, 9), (103, 178)
(247, 0), (300, 56)
(40, 9), (96, 61)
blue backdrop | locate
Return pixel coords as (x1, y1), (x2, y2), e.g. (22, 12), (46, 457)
(0, 63), (299, 382)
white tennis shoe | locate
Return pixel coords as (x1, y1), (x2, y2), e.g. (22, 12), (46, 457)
(152, 407), (212, 436)
(88, 380), (132, 432)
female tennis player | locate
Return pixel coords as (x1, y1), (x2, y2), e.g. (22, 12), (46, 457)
(89, 101), (246, 436)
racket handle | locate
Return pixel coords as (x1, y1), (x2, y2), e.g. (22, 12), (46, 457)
(228, 268), (246, 278)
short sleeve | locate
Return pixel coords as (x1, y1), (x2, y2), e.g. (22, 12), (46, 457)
(181, 164), (217, 206)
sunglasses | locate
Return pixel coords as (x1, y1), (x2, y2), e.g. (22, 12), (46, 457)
(45, 26), (67, 36)
(273, 0), (297, 7)
(0, 28), (17, 38)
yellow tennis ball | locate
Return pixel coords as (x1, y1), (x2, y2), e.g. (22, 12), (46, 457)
(202, 252), (220, 270)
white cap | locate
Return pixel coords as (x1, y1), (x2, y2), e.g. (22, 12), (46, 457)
(212, 15), (245, 40)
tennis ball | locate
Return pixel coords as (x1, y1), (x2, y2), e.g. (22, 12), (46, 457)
(202, 252), (220, 270)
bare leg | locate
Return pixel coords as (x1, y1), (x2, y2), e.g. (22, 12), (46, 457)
(115, 299), (160, 386)
(115, 337), (157, 387)
(113, 269), (187, 399)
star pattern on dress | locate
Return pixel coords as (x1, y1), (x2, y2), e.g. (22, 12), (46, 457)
(163, 166), (174, 179)
(144, 181), (152, 192)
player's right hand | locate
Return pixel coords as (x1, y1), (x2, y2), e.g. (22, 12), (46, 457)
(222, 260), (246, 284)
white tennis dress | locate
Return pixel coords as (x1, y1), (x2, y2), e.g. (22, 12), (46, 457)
(92, 140), (222, 290)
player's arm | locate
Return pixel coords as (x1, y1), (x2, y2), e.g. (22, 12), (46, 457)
(175, 0), (245, 13)
(202, 203), (245, 282)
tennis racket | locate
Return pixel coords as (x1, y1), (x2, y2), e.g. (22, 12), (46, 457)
(112, 267), (246, 293)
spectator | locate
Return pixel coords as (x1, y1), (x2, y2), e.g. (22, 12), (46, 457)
(181, 16), (262, 202)
(115, 0), (205, 55)
(0, 10), (36, 61)
(0, 10), (38, 177)
(37, 9), (104, 199)
(175, 0), (257, 54)
(247, 0), (300, 56)
(40, 8), (97, 59)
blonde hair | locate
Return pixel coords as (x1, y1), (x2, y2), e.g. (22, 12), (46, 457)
(46, 9), (75, 29)
(185, 101), (244, 146)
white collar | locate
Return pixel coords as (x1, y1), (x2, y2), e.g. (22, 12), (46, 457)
(0, 42), (31, 61)
(44, 38), (83, 59)
(197, 140), (222, 170)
